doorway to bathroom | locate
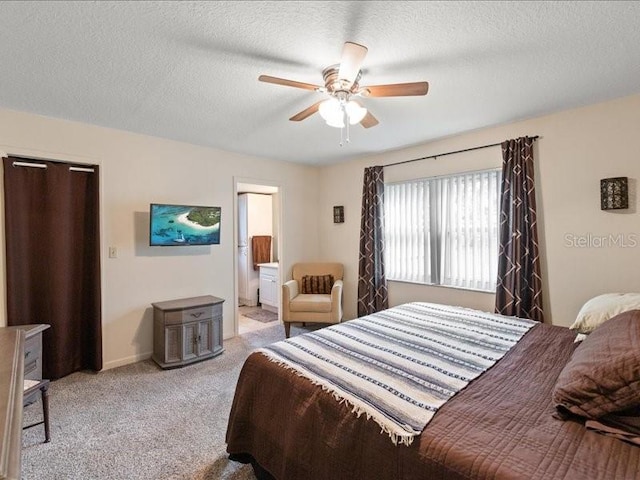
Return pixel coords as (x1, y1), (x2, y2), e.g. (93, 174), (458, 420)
(235, 181), (281, 335)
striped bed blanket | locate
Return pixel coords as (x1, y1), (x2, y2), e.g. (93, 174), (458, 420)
(259, 302), (536, 446)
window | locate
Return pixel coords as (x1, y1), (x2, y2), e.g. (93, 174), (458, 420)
(384, 169), (501, 292)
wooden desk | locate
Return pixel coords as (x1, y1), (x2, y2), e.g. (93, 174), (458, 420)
(0, 329), (25, 480)
(6, 325), (49, 377)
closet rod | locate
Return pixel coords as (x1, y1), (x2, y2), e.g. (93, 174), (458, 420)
(12, 161), (47, 169)
(384, 135), (540, 168)
(70, 167), (94, 173)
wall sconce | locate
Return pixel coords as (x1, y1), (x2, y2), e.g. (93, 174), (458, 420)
(600, 177), (629, 210)
(333, 206), (344, 223)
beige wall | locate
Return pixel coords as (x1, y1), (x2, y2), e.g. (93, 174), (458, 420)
(319, 93), (640, 326)
(0, 107), (319, 369)
(2, 91), (639, 368)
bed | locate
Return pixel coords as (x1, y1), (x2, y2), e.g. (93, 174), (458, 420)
(226, 302), (640, 480)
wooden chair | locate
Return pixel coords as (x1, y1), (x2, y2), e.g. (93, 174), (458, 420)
(23, 379), (51, 443)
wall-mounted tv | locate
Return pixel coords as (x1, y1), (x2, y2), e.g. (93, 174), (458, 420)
(149, 204), (221, 246)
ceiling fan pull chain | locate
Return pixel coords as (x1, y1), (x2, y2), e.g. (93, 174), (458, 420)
(344, 104), (351, 145)
(346, 117), (351, 144)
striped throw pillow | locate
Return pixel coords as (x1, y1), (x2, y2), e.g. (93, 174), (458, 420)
(301, 275), (334, 294)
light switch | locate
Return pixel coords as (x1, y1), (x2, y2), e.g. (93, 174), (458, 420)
(108, 246), (118, 258)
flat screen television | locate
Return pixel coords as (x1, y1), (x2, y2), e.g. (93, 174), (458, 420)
(149, 203), (221, 246)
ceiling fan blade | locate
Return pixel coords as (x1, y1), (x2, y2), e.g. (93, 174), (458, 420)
(360, 111), (379, 129)
(258, 75), (320, 91)
(363, 82), (429, 97)
(289, 101), (322, 122)
(338, 42), (368, 85)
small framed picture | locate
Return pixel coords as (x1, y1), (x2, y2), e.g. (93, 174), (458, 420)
(333, 206), (344, 223)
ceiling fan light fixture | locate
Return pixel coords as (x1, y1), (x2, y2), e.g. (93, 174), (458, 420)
(319, 97), (367, 128)
(259, 41), (430, 144)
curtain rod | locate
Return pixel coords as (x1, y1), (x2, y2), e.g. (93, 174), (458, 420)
(384, 135), (540, 168)
(12, 161), (95, 173)
(9, 156), (95, 173)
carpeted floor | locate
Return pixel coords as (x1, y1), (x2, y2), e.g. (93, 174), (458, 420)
(21, 322), (324, 480)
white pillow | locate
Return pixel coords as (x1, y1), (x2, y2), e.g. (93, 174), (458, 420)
(570, 293), (640, 334)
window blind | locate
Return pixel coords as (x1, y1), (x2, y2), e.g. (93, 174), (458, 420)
(384, 169), (501, 291)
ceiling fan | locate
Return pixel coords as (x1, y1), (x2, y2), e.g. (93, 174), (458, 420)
(258, 42), (429, 145)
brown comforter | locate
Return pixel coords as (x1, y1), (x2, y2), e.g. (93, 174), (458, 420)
(226, 323), (640, 479)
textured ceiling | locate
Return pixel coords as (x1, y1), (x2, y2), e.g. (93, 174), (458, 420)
(1, 1), (639, 165)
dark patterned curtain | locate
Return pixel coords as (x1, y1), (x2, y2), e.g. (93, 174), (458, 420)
(495, 137), (544, 322)
(357, 166), (389, 316)
(4, 157), (102, 378)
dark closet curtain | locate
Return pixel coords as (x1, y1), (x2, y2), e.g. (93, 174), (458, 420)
(3, 157), (102, 379)
(495, 138), (544, 322)
(357, 165), (389, 316)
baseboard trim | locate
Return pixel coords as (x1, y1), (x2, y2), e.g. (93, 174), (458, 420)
(103, 351), (153, 371)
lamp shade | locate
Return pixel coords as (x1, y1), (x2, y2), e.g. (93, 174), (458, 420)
(325, 115), (345, 128)
(346, 100), (367, 125)
(319, 98), (343, 127)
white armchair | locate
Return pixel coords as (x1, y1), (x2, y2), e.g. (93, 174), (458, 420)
(281, 263), (344, 338)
